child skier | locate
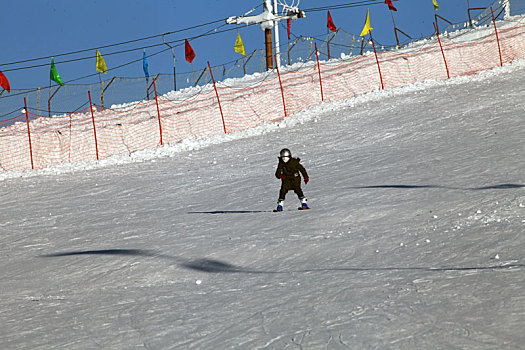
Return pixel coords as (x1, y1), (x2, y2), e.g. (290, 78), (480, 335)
(274, 148), (309, 212)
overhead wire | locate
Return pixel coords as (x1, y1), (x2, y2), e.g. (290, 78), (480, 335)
(0, 0), (385, 73)
(1, 21), (250, 73)
(302, 0), (386, 13)
(0, 18), (228, 67)
(2, 0), (491, 101)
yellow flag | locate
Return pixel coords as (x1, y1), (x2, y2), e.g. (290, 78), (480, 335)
(433, 0), (439, 11)
(96, 50), (107, 73)
(234, 32), (246, 56)
(360, 9), (373, 37)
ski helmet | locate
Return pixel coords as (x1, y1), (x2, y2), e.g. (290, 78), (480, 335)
(280, 148), (291, 162)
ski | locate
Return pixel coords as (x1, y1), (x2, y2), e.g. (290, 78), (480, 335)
(273, 207), (310, 212)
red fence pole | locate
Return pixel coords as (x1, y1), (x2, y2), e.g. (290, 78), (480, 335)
(24, 98), (34, 170)
(434, 22), (450, 79)
(68, 113), (72, 163)
(153, 79), (163, 145)
(369, 32), (385, 90)
(88, 91), (99, 160)
(275, 55), (287, 118)
(491, 7), (503, 67)
(314, 43), (324, 101)
(208, 62), (227, 134)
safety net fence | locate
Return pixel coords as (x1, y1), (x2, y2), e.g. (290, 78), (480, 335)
(1, 16), (524, 173)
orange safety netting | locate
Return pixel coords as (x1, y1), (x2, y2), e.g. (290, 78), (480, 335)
(2, 21), (525, 173)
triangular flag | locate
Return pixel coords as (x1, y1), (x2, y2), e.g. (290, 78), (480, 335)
(287, 18), (291, 40)
(185, 39), (196, 63)
(50, 58), (64, 86)
(360, 9), (373, 37)
(327, 11), (337, 33)
(0, 70), (11, 93)
(234, 32), (246, 56)
(143, 50), (150, 79)
(385, 0), (397, 11)
(433, 0), (439, 11)
(96, 50), (107, 73)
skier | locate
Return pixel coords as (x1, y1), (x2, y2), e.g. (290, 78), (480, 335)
(274, 148), (309, 212)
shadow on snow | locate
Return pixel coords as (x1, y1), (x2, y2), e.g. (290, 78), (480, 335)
(41, 249), (156, 258)
(185, 184), (524, 215)
(187, 210), (272, 214)
(350, 183), (525, 191)
(40, 250), (524, 274)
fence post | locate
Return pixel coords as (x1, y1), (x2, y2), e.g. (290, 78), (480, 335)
(153, 79), (163, 146)
(369, 32), (384, 90)
(48, 85), (62, 118)
(68, 113), (72, 163)
(24, 98), (34, 170)
(275, 55), (287, 118)
(208, 61), (227, 134)
(88, 91), (100, 160)
(434, 22), (450, 79)
(327, 30), (339, 60)
(194, 67), (208, 87)
(491, 7), (503, 67)
(314, 43), (324, 102)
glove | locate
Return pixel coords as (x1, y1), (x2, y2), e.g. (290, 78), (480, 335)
(304, 177), (309, 184)
(277, 174), (286, 180)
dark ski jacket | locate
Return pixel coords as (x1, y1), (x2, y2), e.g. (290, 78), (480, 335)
(275, 157), (308, 184)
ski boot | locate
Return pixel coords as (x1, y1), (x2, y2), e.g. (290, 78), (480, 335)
(274, 200), (284, 212)
(299, 197), (309, 210)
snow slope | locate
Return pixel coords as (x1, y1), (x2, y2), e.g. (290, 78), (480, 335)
(1, 59), (525, 349)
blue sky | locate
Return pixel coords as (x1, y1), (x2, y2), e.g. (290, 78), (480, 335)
(1, 0), (498, 91)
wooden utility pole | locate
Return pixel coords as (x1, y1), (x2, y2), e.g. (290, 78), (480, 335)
(265, 28), (274, 69)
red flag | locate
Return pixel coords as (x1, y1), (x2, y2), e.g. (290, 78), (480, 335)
(327, 11), (337, 32)
(185, 39), (196, 63)
(0, 70), (10, 93)
(287, 18), (291, 40)
(385, 0), (398, 11)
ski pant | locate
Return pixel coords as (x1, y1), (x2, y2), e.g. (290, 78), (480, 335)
(278, 179), (304, 201)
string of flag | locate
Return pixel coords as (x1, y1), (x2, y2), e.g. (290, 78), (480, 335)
(0, 0), (453, 94)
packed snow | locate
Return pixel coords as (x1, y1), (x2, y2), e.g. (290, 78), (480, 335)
(1, 53), (525, 349)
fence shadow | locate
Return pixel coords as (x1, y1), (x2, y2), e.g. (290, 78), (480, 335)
(187, 210), (272, 214)
(181, 259), (525, 274)
(40, 251), (523, 275)
(181, 258), (263, 274)
(41, 249), (156, 258)
(350, 183), (525, 191)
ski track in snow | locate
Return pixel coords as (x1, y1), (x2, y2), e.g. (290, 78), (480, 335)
(1, 59), (525, 348)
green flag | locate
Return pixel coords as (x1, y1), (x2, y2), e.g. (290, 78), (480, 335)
(50, 58), (64, 86)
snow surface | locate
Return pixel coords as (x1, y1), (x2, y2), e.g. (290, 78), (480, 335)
(2, 59), (525, 348)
